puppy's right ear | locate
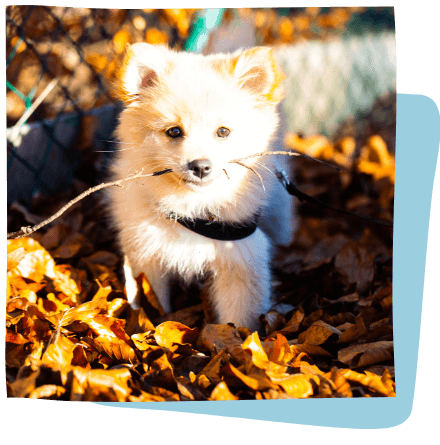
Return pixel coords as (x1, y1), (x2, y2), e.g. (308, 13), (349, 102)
(117, 43), (169, 102)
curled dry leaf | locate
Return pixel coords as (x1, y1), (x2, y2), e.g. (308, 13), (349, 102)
(263, 334), (295, 368)
(242, 332), (270, 370)
(334, 243), (375, 294)
(338, 341), (394, 368)
(270, 373), (317, 398)
(337, 368), (395, 396)
(298, 320), (342, 345)
(262, 310), (286, 336)
(197, 324), (245, 364)
(222, 362), (276, 391)
(71, 367), (132, 401)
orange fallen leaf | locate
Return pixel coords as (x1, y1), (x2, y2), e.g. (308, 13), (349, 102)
(42, 335), (76, 369)
(338, 368), (395, 396)
(271, 373), (317, 398)
(210, 381), (237, 400)
(154, 321), (199, 350)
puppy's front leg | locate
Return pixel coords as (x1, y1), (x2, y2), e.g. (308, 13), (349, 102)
(210, 230), (273, 331)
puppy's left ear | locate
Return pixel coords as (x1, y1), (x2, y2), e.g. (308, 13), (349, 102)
(232, 47), (286, 105)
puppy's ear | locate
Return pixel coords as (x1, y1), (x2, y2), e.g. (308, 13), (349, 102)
(117, 43), (169, 102)
(231, 47), (285, 105)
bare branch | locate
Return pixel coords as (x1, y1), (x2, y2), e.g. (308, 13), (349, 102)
(7, 168), (172, 239)
(230, 150), (342, 172)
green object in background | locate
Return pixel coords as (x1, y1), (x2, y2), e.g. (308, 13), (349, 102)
(184, 8), (225, 53)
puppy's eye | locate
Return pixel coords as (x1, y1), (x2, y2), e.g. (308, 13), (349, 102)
(166, 127), (183, 138)
(216, 127), (230, 138)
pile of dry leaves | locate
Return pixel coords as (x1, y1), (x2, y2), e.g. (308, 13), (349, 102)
(6, 92), (395, 401)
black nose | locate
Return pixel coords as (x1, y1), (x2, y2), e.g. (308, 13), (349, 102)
(188, 159), (212, 179)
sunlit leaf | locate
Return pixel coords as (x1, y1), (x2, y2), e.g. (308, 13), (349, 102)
(210, 381), (237, 400)
(154, 321), (199, 350)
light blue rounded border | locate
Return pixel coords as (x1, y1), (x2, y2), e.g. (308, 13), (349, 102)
(96, 94), (440, 429)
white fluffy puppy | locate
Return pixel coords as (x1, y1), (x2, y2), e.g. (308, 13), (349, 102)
(106, 43), (293, 330)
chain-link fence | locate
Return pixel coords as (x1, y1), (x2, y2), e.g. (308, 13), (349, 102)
(6, 7), (395, 205)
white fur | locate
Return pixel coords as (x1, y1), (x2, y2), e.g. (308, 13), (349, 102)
(106, 44), (293, 330)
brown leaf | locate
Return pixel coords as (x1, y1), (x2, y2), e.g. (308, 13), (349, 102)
(290, 343), (333, 358)
(156, 303), (204, 327)
(364, 365), (395, 378)
(176, 378), (207, 401)
(41, 224), (71, 250)
(8, 364), (40, 397)
(87, 335), (138, 364)
(71, 367), (132, 401)
(71, 345), (89, 367)
(197, 324), (245, 363)
(298, 320), (342, 345)
(142, 352), (176, 388)
(334, 244), (374, 294)
(222, 362), (276, 391)
(6, 342), (32, 368)
(338, 316), (369, 343)
(83, 250), (120, 268)
(304, 233), (352, 263)
(198, 350), (227, 387)
(338, 341), (394, 368)
(51, 232), (93, 259)
(262, 310), (286, 336)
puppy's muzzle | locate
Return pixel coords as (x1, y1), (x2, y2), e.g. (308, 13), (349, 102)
(187, 159), (212, 179)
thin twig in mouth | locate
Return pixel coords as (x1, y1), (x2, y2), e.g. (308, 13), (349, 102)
(230, 160), (265, 191)
(5, 150), (370, 240)
(223, 169), (230, 180)
(230, 150), (342, 172)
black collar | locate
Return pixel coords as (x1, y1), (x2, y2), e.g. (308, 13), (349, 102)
(166, 212), (259, 241)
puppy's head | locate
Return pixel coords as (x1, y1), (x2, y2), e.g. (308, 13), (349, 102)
(115, 44), (285, 219)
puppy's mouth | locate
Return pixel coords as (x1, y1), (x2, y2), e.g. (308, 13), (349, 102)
(181, 176), (216, 187)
